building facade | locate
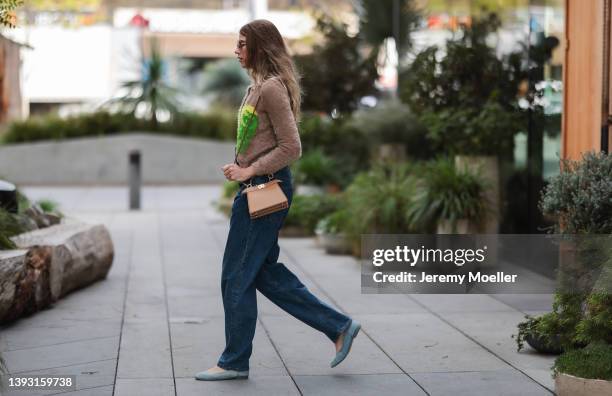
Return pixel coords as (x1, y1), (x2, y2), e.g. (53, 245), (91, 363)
(0, 35), (23, 124)
(562, 0), (611, 159)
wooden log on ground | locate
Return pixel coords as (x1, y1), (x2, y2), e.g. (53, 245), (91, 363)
(0, 222), (114, 323)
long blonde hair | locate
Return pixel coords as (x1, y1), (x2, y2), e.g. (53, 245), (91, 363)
(240, 19), (302, 121)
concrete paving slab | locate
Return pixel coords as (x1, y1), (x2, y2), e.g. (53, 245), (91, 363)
(114, 378), (175, 396)
(293, 373), (427, 396)
(491, 294), (554, 313)
(522, 369), (556, 392)
(3, 384), (115, 396)
(2, 336), (119, 373)
(170, 320), (289, 378)
(0, 358), (116, 395)
(176, 376), (300, 396)
(441, 311), (556, 390)
(58, 385), (114, 395)
(358, 313), (508, 373)
(167, 295), (225, 319)
(258, 315), (402, 376)
(410, 369), (552, 396)
(115, 321), (173, 379)
(0, 294), (122, 353)
(409, 294), (518, 313)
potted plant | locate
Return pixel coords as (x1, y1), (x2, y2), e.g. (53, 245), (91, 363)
(281, 194), (341, 237)
(512, 152), (612, 394)
(292, 149), (338, 195)
(401, 13), (527, 233)
(348, 99), (432, 163)
(513, 300), (586, 355)
(514, 313), (564, 355)
(340, 163), (425, 257)
(407, 158), (489, 234)
(315, 209), (352, 255)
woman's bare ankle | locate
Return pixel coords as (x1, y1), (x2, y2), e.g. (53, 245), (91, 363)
(335, 333), (344, 352)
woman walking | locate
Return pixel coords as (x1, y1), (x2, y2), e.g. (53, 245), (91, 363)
(195, 19), (360, 381)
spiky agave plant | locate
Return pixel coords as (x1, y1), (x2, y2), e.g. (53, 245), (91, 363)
(103, 38), (181, 129)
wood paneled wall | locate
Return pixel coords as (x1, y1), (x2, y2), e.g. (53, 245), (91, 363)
(562, 0), (605, 160)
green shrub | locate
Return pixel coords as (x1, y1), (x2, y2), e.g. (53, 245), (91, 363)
(575, 291), (612, 345)
(299, 113), (371, 187)
(540, 151), (612, 234)
(221, 181), (240, 199)
(0, 207), (25, 250)
(342, 163), (423, 241)
(513, 312), (562, 352)
(35, 199), (62, 216)
(515, 152), (612, 356)
(316, 208), (351, 235)
(292, 149), (338, 186)
(554, 342), (612, 380)
(2, 110), (237, 144)
(16, 189), (30, 213)
(285, 194), (342, 234)
(160, 111), (236, 140)
(348, 100), (432, 160)
(419, 100), (523, 156)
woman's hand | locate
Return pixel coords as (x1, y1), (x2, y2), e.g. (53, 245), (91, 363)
(222, 164), (256, 182)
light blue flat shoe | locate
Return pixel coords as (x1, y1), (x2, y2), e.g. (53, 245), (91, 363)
(330, 320), (361, 368)
(194, 368), (249, 381)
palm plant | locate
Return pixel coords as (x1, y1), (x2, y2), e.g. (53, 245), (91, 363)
(357, 0), (421, 88)
(104, 39), (181, 130)
(202, 58), (250, 108)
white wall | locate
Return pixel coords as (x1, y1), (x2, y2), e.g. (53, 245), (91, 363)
(0, 134), (235, 185)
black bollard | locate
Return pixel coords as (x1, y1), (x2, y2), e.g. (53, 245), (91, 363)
(0, 180), (18, 213)
(128, 150), (141, 210)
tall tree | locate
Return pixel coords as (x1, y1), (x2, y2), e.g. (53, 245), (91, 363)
(294, 14), (379, 116)
(357, 0), (420, 90)
(399, 12), (525, 156)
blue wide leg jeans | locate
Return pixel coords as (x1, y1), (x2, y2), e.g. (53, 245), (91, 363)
(217, 166), (352, 372)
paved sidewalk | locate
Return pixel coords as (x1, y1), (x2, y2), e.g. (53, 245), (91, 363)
(0, 186), (556, 396)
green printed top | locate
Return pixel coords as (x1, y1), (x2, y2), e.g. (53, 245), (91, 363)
(236, 103), (259, 154)
(234, 76), (302, 175)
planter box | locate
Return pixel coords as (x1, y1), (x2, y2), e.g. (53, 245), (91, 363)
(555, 372), (612, 396)
(279, 225), (311, 238)
(436, 219), (476, 234)
(318, 232), (352, 255)
(295, 185), (325, 196)
(454, 155), (499, 233)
